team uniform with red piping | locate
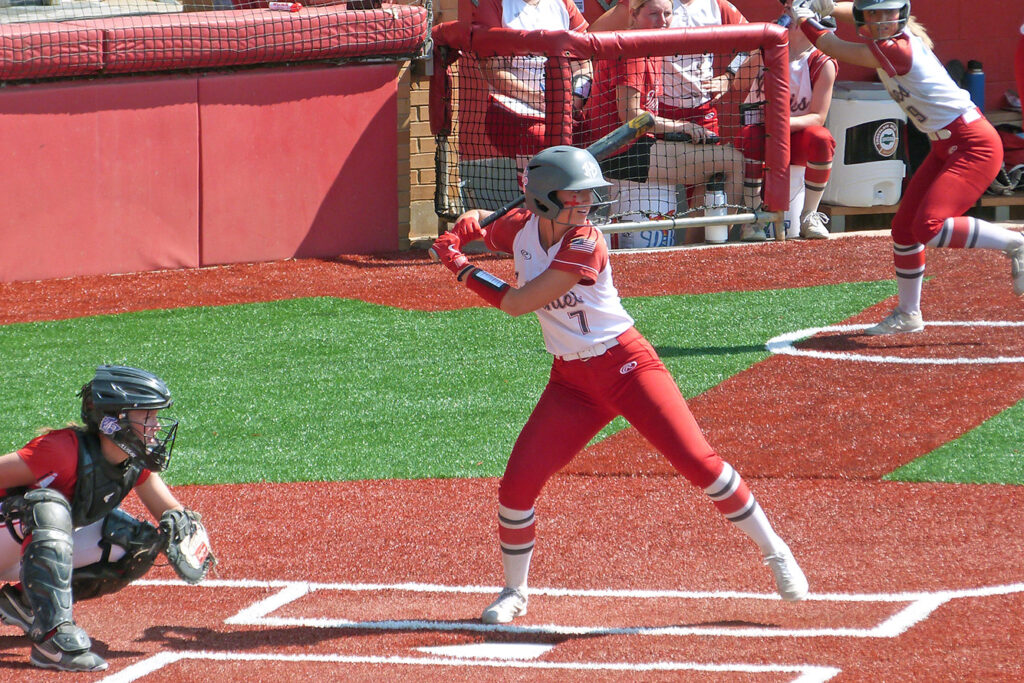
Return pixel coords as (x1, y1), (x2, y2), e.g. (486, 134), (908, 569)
(482, 208), (781, 573)
(740, 48), (836, 196)
(799, 14), (1024, 325)
(0, 429), (152, 582)
(868, 30), (1021, 313)
(660, 0), (747, 135)
(871, 31), (1001, 247)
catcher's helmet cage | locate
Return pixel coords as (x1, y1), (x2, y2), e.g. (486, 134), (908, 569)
(523, 146), (613, 221)
(852, 0), (909, 32)
(79, 365), (178, 472)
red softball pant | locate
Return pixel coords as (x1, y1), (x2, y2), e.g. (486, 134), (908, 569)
(891, 112), (1002, 245)
(497, 327), (723, 510)
(739, 124), (835, 179)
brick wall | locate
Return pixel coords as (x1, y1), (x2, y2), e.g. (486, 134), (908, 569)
(400, 0), (459, 246)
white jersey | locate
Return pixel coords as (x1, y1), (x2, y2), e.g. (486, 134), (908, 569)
(662, 0), (745, 109)
(790, 50), (814, 116)
(870, 30), (976, 133)
(486, 210), (634, 357)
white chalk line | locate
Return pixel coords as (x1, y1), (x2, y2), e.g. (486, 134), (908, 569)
(97, 651), (842, 683)
(766, 321), (1024, 364)
(96, 580), (1024, 683)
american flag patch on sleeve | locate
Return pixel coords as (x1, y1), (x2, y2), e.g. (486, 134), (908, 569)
(568, 236), (597, 254)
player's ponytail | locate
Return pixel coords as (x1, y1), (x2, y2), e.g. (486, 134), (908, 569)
(905, 15), (933, 50)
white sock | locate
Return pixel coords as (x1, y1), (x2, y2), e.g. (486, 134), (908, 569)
(704, 463), (785, 556)
(498, 504), (535, 590)
(802, 187), (825, 215)
(927, 217), (1024, 251)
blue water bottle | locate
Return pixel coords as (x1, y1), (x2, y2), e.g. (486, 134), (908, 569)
(963, 60), (985, 113)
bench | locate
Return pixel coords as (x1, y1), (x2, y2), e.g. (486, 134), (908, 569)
(821, 191), (1024, 232)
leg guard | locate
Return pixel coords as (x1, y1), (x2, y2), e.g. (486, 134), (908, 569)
(18, 488), (74, 642)
(72, 509), (164, 601)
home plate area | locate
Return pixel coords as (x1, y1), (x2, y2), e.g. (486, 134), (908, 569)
(91, 579), (1024, 682)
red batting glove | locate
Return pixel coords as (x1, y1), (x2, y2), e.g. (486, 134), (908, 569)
(451, 214), (487, 248)
(431, 232), (470, 277)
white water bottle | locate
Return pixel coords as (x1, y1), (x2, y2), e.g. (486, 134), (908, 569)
(703, 173), (729, 244)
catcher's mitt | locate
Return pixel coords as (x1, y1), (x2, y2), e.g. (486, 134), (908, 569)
(159, 508), (216, 584)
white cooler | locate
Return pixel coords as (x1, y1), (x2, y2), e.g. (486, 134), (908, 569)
(822, 81), (908, 207)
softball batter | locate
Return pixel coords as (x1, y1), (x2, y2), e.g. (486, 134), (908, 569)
(795, 0), (1024, 334)
(432, 145), (808, 624)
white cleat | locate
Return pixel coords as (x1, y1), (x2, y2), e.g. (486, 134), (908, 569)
(800, 212), (830, 240)
(764, 545), (809, 602)
(864, 309), (924, 336)
(480, 587), (528, 624)
(1006, 242), (1024, 296)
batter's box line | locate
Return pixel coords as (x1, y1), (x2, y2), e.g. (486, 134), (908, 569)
(96, 650), (843, 683)
(135, 579), (1024, 639)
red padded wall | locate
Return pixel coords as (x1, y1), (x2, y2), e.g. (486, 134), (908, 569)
(198, 64), (400, 265)
(0, 77), (200, 283)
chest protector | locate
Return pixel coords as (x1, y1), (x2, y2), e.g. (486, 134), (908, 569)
(72, 429), (143, 528)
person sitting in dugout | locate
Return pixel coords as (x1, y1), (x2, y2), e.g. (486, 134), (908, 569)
(0, 365), (216, 672)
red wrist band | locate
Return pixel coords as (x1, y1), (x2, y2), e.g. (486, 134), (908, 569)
(461, 266), (510, 309)
(800, 18), (829, 46)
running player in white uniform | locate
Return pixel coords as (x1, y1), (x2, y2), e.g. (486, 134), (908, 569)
(431, 145), (808, 624)
(795, 0), (1024, 334)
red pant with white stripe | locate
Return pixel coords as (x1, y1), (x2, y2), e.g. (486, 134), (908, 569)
(891, 114), (1001, 245)
(497, 327), (724, 511)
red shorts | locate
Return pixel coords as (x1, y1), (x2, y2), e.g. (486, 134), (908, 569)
(659, 101), (720, 136)
(484, 98), (545, 158)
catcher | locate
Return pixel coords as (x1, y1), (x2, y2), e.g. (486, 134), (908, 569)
(0, 365), (216, 672)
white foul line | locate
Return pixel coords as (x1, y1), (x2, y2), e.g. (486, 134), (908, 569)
(766, 321), (1024, 364)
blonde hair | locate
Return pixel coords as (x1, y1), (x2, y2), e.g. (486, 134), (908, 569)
(629, 0), (666, 27)
(905, 15), (933, 50)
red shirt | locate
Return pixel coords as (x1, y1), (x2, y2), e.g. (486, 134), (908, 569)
(580, 56), (661, 149)
(4, 428), (151, 501)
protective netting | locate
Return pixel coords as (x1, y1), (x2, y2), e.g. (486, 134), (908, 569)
(0, 0), (430, 81)
(430, 21), (792, 241)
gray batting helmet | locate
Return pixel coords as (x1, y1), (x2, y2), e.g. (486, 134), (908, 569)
(852, 0), (909, 31)
(79, 365), (178, 472)
(523, 146), (612, 221)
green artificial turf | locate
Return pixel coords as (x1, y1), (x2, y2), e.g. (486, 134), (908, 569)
(0, 280), (948, 486)
(884, 398), (1024, 485)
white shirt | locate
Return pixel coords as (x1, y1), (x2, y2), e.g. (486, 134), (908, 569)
(871, 31), (976, 133)
(493, 212), (634, 357)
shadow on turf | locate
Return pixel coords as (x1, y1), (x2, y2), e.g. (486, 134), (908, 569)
(130, 617), (779, 656)
(655, 344), (769, 357)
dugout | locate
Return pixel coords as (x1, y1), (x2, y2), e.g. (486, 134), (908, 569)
(0, 3), (430, 283)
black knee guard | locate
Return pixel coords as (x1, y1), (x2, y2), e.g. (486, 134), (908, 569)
(72, 509), (165, 602)
(19, 488), (74, 642)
